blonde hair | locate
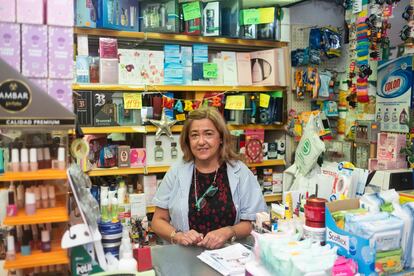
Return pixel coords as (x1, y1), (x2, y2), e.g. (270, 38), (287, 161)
(179, 107), (241, 164)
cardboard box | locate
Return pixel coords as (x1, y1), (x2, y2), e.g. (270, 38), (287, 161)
(48, 26), (73, 79)
(202, 2), (220, 37)
(97, 0), (139, 32)
(76, 56), (90, 83)
(117, 145), (130, 168)
(140, 0), (179, 33)
(22, 24), (48, 78)
(75, 0), (97, 28)
(220, 0), (240, 38)
(130, 148), (146, 168)
(47, 0), (74, 26)
(146, 50), (164, 84)
(118, 49), (148, 85)
(250, 48), (288, 86)
(129, 193), (146, 218)
(368, 158), (407, 171)
(47, 79), (73, 111)
(236, 52), (252, 85)
(376, 132), (406, 161)
(99, 58), (119, 84)
(325, 199), (375, 275)
(0, 23), (20, 72)
(221, 51), (238, 85)
(16, 0), (44, 24)
(74, 91), (93, 126)
(0, 0), (16, 22)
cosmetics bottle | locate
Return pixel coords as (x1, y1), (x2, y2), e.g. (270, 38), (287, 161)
(20, 230), (31, 256)
(101, 198), (110, 222)
(154, 141), (164, 161)
(25, 191), (36, 215)
(111, 196), (118, 222)
(37, 148), (44, 169)
(171, 142), (178, 159)
(118, 179), (126, 204)
(40, 185), (49, 208)
(31, 224), (40, 250)
(33, 186), (41, 209)
(52, 147), (66, 170)
(48, 185), (56, 208)
(20, 148), (29, 172)
(43, 147), (51, 169)
(34, 267), (40, 274)
(6, 235), (16, 261)
(100, 185), (109, 204)
(41, 230), (51, 252)
(7, 188), (17, 217)
(29, 148), (38, 171)
(10, 148), (19, 172)
(16, 184), (25, 209)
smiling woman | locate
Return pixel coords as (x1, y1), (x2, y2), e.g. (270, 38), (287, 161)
(151, 107), (267, 250)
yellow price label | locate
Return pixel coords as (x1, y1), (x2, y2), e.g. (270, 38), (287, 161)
(176, 113), (186, 121)
(259, 94), (270, 108)
(123, 93), (142, 109)
(259, 7), (275, 24)
(225, 95), (245, 110)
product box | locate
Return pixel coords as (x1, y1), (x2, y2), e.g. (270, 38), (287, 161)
(376, 132), (406, 161)
(144, 134), (182, 166)
(22, 24), (48, 78)
(16, 0), (44, 24)
(146, 50), (164, 84)
(140, 0), (179, 33)
(99, 37), (118, 59)
(75, 0), (97, 28)
(92, 92), (117, 126)
(74, 91), (94, 126)
(376, 55), (414, 133)
(245, 129), (265, 163)
(355, 120), (380, 144)
(97, 0), (139, 32)
(353, 143), (369, 169)
(99, 58), (119, 84)
(221, 51), (238, 85)
(0, 0), (16, 22)
(118, 49), (148, 85)
(220, 0), (240, 38)
(117, 145), (130, 168)
(129, 193), (146, 218)
(46, 0), (74, 26)
(257, 7), (278, 41)
(236, 52), (252, 85)
(0, 23), (20, 72)
(111, 92), (142, 126)
(28, 78), (48, 93)
(139, 175), (158, 206)
(368, 158), (407, 171)
(325, 199), (375, 275)
(202, 2), (220, 37)
(250, 48), (289, 86)
(164, 63), (184, 85)
(48, 27), (73, 79)
(272, 173), (283, 193)
(76, 56), (91, 83)
(180, 1), (202, 36)
(130, 148), (146, 168)
(47, 79), (73, 111)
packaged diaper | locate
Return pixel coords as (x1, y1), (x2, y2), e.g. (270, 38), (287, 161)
(375, 248), (403, 275)
(332, 208), (367, 230)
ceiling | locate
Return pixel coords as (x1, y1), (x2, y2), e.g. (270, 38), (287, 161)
(241, 0), (306, 8)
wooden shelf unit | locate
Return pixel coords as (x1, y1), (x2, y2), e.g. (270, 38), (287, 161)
(0, 169), (67, 182)
(3, 205), (69, 226)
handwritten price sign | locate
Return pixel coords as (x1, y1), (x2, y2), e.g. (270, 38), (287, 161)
(203, 63), (218, 79)
(123, 93), (142, 109)
(225, 95), (245, 110)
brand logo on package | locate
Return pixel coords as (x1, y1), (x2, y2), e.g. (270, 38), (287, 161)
(303, 139), (311, 155)
(327, 230), (349, 251)
(378, 67), (411, 98)
(0, 80), (32, 113)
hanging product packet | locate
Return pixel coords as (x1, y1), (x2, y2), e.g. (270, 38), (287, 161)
(295, 115), (326, 176)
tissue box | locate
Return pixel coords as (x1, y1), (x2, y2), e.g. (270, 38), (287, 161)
(97, 0), (139, 32)
(250, 48), (289, 86)
(0, 23), (20, 72)
(236, 52), (252, 85)
(48, 27), (73, 79)
(140, 0), (179, 33)
(22, 24), (47, 78)
(144, 134), (182, 166)
(130, 148), (146, 168)
(376, 132), (406, 161)
(74, 91), (93, 126)
(0, 0), (16, 22)
(17, 0), (44, 24)
(47, 0), (74, 26)
(47, 79), (73, 111)
(75, 0), (97, 28)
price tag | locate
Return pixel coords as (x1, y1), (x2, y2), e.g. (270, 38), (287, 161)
(183, 1), (202, 21)
(176, 113), (186, 121)
(259, 7), (275, 24)
(123, 93), (142, 109)
(241, 9), (259, 25)
(259, 94), (270, 108)
(203, 63), (218, 79)
(225, 95), (245, 110)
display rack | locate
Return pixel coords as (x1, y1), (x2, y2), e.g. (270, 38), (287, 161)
(0, 169), (67, 182)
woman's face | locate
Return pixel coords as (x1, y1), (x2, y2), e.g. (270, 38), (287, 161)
(188, 118), (221, 164)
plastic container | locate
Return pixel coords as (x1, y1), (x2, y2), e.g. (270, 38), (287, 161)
(303, 224), (326, 244)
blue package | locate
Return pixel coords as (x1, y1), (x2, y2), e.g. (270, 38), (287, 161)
(164, 45), (181, 63)
(193, 44), (208, 63)
(76, 0), (98, 28)
(97, 0), (139, 32)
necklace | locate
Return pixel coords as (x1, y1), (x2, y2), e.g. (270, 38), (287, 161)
(194, 166), (219, 205)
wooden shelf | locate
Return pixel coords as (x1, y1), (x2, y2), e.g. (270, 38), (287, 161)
(0, 169), (67, 182)
(3, 205), (68, 226)
(4, 243), (68, 270)
(72, 83), (286, 92)
(264, 193), (282, 203)
(247, 159), (286, 168)
(88, 167), (145, 176)
(74, 27), (288, 50)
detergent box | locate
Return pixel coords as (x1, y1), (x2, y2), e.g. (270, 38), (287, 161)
(376, 55), (414, 133)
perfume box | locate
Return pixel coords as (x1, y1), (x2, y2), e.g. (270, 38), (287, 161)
(47, 79), (73, 111)
(112, 92), (142, 126)
(76, 56), (91, 83)
(48, 27), (73, 79)
(221, 51), (238, 85)
(144, 134), (182, 166)
(97, 0), (139, 32)
(257, 7), (278, 41)
(46, 0), (74, 26)
(16, 0), (44, 24)
(236, 52), (252, 85)
(140, 0), (179, 33)
(220, 0), (240, 38)
(130, 148), (146, 168)
(92, 91), (117, 126)
(117, 145), (131, 168)
(129, 193), (146, 218)
(181, 46), (192, 67)
(74, 90), (93, 126)
(377, 132), (407, 161)
(139, 175), (158, 205)
(22, 24), (47, 78)
(99, 58), (119, 84)
(164, 44), (180, 64)
(250, 48), (288, 86)
(202, 2), (220, 37)
(0, 23), (20, 72)
(146, 50), (164, 84)
(180, 1), (202, 36)
(0, 0), (16, 22)
(28, 78), (48, 93)
(164, 63), (184, 85)
(240, 25), (257, 40)
(118, 49), (148, 85)
(99, 37), (118, 59)
(75, 0), (97, 28)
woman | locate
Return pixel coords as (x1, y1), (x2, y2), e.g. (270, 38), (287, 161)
(151, 107), (267, 249)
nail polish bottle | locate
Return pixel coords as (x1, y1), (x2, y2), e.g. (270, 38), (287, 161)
(16, 184), (25, 209)
(31, 225), (40, 250)
(33, 186), (41, 209)
(40, 185), (49, 208)
(43, 147), (51, 169)
(25, 191), (36, 215)
(52, 147), (66, 170)
(37, 148), (44, 169)
(20, 148), (29, 172)
(10, 148), (19, 172)
(6, 235), (16, 261)
(41, 230), (51, 252)
(7, 188), (17, 217)
(20, 230), (31, 256)
(48, 185), (56, 208)
(34, 267), (40, 274)
(29, 148), (38, 171)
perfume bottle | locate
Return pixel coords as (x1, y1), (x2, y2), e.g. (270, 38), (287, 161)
(171, 142), (178, 159)
(376, 108), (382, 122)
(392, 108), (398, 122)
(383, 108), (389, 122)
(400, 108), (408, 124)
(154, 141), (164, 161)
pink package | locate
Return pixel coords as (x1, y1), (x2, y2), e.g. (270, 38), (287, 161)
(48, 26), (73, 79)
(236, 52), (252, 85)
(130, 148), (146, 168)
(16, 0), (44, 24)
(46, 0), (73, 26)
(0, 0), (16, 22)
(376, 132), (406, 161)
(332, 256), (358, 276)
(28, 78), (48, 92)
(22, 24), (47, 78)
(99, 38), (118, 59)
(47, 79), (73, 111)
(250, 47), (288, 86)
(0, 23), (20, 72)
(99, 58), (119, 84)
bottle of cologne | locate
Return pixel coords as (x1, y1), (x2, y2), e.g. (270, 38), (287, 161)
(154, 141), (164, 161)
(171, 142), (178, 159)
(383, 108), (389, 122)
(392, 108), (398, 122)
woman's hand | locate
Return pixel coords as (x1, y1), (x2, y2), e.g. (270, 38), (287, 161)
(197, 227), (233, 249)
(173, 229), (204, 246)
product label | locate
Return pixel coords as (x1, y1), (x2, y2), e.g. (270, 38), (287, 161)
(326, 230), (350, 251)
(0, 80), (31, 113)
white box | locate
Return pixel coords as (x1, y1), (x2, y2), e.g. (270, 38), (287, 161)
(129, 193), (147, 218)
(221, 51), (238, 85)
